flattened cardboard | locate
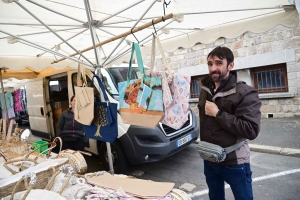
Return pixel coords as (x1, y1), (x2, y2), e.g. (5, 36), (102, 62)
(87, 173), (174, 198)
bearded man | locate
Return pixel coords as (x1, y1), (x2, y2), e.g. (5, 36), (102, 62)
(197, 46), (261, 200)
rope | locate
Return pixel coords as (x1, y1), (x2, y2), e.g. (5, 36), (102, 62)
(21, 185), (33, 200)
(10, 172), (36, 200)
(10, 178), (24, 200)
(3, 158), (38, 174)
(44, 167), (59, 190)
(58, 174), (73, 194)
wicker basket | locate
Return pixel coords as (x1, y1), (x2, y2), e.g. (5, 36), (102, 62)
(0, 158), (68, 198)
(3, 189), (66, 200)
(58, 149), (87, 174)
(170, 188), (192, 200)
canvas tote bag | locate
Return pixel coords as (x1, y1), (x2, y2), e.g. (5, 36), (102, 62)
(118, 42), (164, 128)
(74, 64), (94, 125)
(149, 35), (191, 130)
(83, 75), (118, 143)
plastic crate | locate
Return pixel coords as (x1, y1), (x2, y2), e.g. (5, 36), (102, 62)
(31, 140), (49, 155)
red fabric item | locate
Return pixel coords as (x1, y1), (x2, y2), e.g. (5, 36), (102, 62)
(13, 89), (23, 112)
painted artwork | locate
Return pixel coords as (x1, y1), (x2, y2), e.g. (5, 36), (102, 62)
(118, 77), (163, 114)
(138, 83), (152, 110)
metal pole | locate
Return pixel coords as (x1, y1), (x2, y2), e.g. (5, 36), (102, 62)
(18, 40), (92, 67)
(0, 22), (82, 27)
(102, 5), (288, 25)
(0, 28), (86, 66)
(0, 27), (85, 40)
(95, 34), (107, 59)
(102, 0), (157, 66)
(107, 31), (164, 65)
(50, 13), (173, 64)
(106, 20), (173, 66)
(14, 1), (94, 66)
(101, 25), (202, 31)
(84, 0), (100, 66)
(37, 28), (88, 57)
(97, 0), (145, 25)
(0, 68), (9, 125)
(175, 6), (292, 15)
(96, 28), (116, 37)
(106, 142), (114, 174)
(83, 0), (114, 172)
(26, 0), (85, 23)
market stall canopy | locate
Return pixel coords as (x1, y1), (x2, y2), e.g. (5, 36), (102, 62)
(0, 66), (72, 88)
(0, 0), (299, 71)
(2, 67), (39, 79)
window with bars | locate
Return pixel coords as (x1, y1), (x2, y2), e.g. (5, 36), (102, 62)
(190, 75), (206, 98)
(251, 63), (288, 93)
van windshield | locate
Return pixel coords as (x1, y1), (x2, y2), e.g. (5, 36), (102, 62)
(106, 67), (141, 94)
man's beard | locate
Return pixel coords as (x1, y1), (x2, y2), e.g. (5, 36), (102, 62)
(209, 68), (229, 82)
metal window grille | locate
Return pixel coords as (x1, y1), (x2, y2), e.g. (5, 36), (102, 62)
(254, 68), (287, 92)
(190, 79), (201, 98)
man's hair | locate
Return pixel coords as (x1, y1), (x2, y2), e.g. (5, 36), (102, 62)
(207, 46), (234, 65)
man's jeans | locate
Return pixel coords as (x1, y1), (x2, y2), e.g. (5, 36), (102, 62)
(204, 161), (253, 200)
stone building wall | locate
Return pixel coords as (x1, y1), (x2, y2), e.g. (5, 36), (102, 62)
(143, 24), (300, 118)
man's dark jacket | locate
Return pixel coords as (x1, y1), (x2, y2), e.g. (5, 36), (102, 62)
(57, 108), (85, 141)
(198, 71), (261, 165)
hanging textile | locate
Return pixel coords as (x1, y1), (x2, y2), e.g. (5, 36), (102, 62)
(0, 92), (15, 119)
(13, 89), (23, 112)
(148, 35), (191, 130)
(0, 92), (14, 110)
(2, 107), (15, 119)
(20, 89), (27, 112)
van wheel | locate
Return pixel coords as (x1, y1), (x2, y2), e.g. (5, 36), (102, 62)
(98, 140), (128, 174)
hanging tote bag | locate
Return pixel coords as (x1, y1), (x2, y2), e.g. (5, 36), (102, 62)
(149, 35), (191, 130)
(83, 75), (118, 143)
(74, 64), (94, 125)
(118, 42), (164, 128)
(148, 34), (174, 108)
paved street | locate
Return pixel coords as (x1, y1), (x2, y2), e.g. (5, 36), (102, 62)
(123, 144), (300, 200)
(248, 117), (300, 149)
(22, 117), (300, 199)
(84, 117), (300, 199)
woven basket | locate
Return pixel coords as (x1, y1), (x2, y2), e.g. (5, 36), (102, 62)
(58, 149), (87, 174)
(2, 189), (66, 200)
(170, 189), (192, 200)
(3, 158), (38, 175)
(0, 158), (68, 198)
(53, 137), (88, 174)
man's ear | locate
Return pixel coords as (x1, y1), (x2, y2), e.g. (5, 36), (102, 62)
(228, 61), (234, 71)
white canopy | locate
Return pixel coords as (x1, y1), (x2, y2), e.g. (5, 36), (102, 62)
(0, 0), (299, 73)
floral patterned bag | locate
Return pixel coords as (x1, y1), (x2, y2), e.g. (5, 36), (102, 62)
(148, 35), (191, 130)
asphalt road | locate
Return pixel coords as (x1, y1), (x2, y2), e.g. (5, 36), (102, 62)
(248, 117), (300, 149)
(83, 142), (300, 200)
(21, 117), (300, 199)
(80, 117), (300, 199)
(127, 144), (300, 200)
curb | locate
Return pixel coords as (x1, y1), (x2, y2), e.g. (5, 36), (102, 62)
(249, 144), (300, 158)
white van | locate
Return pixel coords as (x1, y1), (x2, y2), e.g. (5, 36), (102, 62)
(24, 65), (200, 173)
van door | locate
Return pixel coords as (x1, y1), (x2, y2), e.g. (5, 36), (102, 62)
(25, 78), (52, 140)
